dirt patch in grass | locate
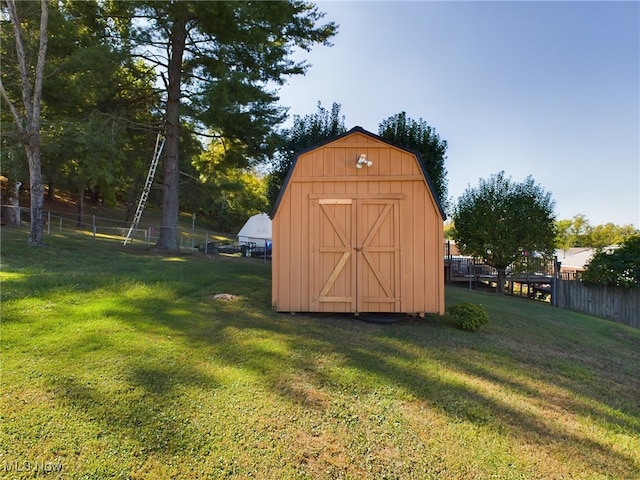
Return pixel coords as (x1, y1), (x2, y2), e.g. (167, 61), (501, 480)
(210, 293), (239, 301)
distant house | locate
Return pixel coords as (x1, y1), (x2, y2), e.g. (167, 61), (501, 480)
(555, 246), (620, 274)
(555, 248), (596, 273)
(271, 126), (445, 316)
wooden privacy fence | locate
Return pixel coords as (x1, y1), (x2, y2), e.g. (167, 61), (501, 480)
(556, 279), (639, 328)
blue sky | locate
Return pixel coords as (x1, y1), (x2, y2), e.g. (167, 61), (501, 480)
(276, 1), (640, 227)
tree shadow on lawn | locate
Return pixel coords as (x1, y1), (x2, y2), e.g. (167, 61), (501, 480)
(325, 325), (639, 478)
(449, 352), (640, 435)
(51, 352), (219, 458)
(44, 284), (640, 478)
(227, 308), (638, 476)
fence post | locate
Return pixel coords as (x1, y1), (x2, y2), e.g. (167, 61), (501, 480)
(47, 211), (51, 235)
(552, 256), (559, 307)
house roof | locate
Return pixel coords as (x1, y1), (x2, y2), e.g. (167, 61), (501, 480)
(554, 247), (596, 270)
(270, 126), (446, 219)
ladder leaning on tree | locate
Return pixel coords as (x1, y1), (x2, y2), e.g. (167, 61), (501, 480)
(124, 133), (165, 245)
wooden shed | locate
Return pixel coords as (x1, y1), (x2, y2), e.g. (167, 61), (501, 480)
(271, 126), (445, 316)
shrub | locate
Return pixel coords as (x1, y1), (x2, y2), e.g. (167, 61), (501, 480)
(582, 235), (640, 287)
(448, 302), (489, 331)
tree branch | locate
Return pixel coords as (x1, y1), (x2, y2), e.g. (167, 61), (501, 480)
(5, 0), (33, 116)
(0, 79), (25, 136)
(32, 0), (49, 125)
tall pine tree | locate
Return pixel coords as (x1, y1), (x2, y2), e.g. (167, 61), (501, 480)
(127, 2), (337, 250)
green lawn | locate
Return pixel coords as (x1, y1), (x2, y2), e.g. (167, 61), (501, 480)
(1, 228), (639, 479)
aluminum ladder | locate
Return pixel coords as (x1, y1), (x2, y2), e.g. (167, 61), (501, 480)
(124, 133), (165, 245)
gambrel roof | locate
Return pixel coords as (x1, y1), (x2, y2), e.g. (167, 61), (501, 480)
(271, 126), (446, 219)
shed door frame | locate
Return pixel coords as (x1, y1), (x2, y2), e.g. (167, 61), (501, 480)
(310, 195), (401, 313)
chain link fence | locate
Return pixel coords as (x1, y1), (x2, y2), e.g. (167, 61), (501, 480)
(3, 205), (234, 252)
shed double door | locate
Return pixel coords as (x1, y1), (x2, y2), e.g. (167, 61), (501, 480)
(311, 197), (400, 313)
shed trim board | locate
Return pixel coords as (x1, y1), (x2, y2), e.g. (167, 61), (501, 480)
(311, 193), (405, 200)
(294, 175), (425, 183)
(272, 126), (445, 315)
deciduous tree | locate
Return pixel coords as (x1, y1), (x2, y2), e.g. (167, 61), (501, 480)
(2, 0), (158, 229)
(555, 215), (638, 249)
(0, 0), (48, 245)
(191, 137), (268, 232)
(453, 171), (557, 294)
(41, 1), (159, 224)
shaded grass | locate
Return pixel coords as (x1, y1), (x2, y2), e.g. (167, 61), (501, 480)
(1, 227), (639, 479)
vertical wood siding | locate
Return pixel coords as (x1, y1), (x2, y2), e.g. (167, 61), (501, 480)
(556, 280), (640, 328)
(272, 131), (445, 314)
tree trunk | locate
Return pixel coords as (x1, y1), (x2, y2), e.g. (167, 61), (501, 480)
(47, 180), (54, 200)
(496, 268), (507, 295)
(155, 17), (187, 251)
(5, 180), (22, 226)
(125, 200), (133, 223)
(25, 138), (45, 246)
(76, 185), (84, 227)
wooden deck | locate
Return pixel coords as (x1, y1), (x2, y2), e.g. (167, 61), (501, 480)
(446, 255), (555, 301)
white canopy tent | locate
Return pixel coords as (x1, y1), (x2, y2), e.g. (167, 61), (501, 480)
(237, 213), (272, 245)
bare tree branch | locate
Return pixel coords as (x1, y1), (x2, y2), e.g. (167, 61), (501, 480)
(32, 0), (48, 127)
(0, 79), (25, 135)
(5, 0), (33, 117)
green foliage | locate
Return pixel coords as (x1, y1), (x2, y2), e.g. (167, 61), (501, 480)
(590, 223), (638, 248)
(556, 214), (638, 249)
(447, 302), (489, 331)
(1, 0), (160, 208)
(127, 1), (337, 248)
(190, 137), (269, 232)
(582, 235), (640, 287)
(266, 101), (346, 210)
(444, 221), (455, 240)
(453, 172), (556, 272)
(378, 112), (449, 213)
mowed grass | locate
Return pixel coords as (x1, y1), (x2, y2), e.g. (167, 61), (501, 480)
(1, 228), (639, 480)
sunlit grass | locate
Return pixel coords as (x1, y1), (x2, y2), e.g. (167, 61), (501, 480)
(1, 227), (639, 479)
